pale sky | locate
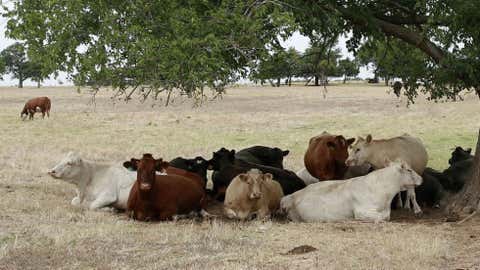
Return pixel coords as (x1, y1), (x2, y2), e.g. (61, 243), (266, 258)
(0, 16), (372, 86)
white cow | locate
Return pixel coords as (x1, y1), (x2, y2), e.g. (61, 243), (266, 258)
(48, 152), (136, 210)
(296, 164), (372, 185)
(345, 134), (428, 215)
(281, 161), (423, 222)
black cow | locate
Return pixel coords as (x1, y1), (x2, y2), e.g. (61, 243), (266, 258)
(169, 156), (209, 185)
(235, 145), (289, 169)
(208, 148), (305, 201)
(441, 159), (472, 192)
(392, 81), (402, 98)
(448, 146), (473, 165)
(392, 167), (447, 209)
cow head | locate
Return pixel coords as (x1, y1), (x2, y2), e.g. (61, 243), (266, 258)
(323, 135), (355, 165)
(208, 148), (235, 171)
(123, 154), (169, 191)
(237, 169), (271, 200)
(346, 134), (374, 166)
(449, 146), (473, 165)
(387, 160), (423, 190)
(48, 152), (84, 183)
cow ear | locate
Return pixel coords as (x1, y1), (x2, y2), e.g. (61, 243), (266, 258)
(366, 134), (372, 143)
(327, 141), (335, 149)
(347, 138), (355, 146)
(124, 158), (139, 171)
(466, 148), (472, 154)
(155, 159), (169, 172)
(230, 149), (236, 156)
(263, 173), (273, 181)
(282, 150), (290, 156)
(238, 174), (249, 182)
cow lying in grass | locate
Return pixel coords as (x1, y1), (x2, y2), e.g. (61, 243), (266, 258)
(48, 152), (136, 210)
(224, 169), (284, 220)
(281, 160), (423, 222)
(123, 154), (206, 221)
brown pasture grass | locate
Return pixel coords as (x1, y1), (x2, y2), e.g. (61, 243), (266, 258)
(0, 83), (479, 269)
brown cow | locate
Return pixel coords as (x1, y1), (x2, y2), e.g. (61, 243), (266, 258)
(123, 154), (206, 221)
(304, 132), (355, 180)
(21, 96), (51, 120)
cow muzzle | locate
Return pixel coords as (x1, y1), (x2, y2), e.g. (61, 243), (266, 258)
(140, 182), (152, 190)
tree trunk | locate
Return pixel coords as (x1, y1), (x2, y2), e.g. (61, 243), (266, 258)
(314, 75), (319, 86)
(447, 128), (480, 215)
(305, 77), (312, 86)
(276, 78), (280, 87)
(343, 75), (347, 84)
(288, 77), (292, 86)
(385, 76), (390, 86)
(18, 72), (23, 88)
(37, 81), (41, 88)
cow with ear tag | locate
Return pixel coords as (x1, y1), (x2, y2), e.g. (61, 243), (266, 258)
(346, 134), (428, 216)
(304, 131), (356, 180)
(224, 169), (284, 220)
(123, 154), (206, 221)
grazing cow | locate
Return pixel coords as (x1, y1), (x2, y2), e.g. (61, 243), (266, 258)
(296, 163), (373, 185)
(281, 161), (423, 222)
(346, 134), (428, 215)
(123, 154), (206, 221)
(21, 96), (51, 120)
(448, 146), (473, 165)
(304, 132), (355, 180)
(48, 152), (136, 210)
(209, 148), (305, 201)
(235, 145), (290, 169)
(392, 81), (402, 98)
(169, 156), (209, 186)
(224, 169), (284, 220)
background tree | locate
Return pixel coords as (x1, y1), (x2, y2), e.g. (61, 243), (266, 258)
(298, 37), (341, 86)
(0, 43), (29, 88)
(337, 57), (359, 84)
(251, 47), (301, 87)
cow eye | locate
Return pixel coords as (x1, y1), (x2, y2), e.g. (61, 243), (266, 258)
(66, 162), (73, 166)
(355, 149), (360, 153)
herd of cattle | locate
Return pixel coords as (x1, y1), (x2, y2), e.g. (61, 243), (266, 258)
(20, 96), (472, 222)
(46, 131), (475, 223)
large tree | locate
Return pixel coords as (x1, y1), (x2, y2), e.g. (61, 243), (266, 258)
(337, 57), (359, 84)
(4, 0), (480, 216)
(0, 43), (29, 88)
(298, 37), (341, 86)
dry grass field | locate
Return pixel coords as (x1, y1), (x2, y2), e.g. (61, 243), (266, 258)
(0, 83), (479, 269)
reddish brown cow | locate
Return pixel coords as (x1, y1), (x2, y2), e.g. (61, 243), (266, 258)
(304, 132), (355, 180)
(21, 96), (51, 120)
(123, 154), (206, 221)
(164, 166), (206, 190)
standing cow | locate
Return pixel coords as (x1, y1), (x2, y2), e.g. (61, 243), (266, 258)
(346, 134), (428, 215)
(21, 96), (51, 120)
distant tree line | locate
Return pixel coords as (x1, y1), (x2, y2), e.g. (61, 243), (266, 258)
(0, 43), (53, 88)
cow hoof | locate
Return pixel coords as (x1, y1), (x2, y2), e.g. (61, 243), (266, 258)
(414, 211), (423, 218)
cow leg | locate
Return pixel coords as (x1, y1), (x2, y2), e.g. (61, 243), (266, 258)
(88, 192), (117, 210)
(71, 196), (81, 206)
(407, 188), (422, 216)
(395, 192), (403, 208)
(256, 207), (271, 220)
(42, 111), (45, 118)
